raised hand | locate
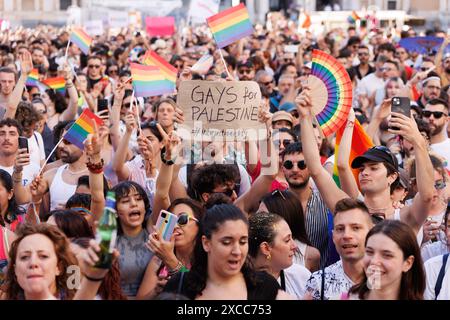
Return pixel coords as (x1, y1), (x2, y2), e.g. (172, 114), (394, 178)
(374, 99), (392, 120)
(124, 110), (137, 134)
(388, 112), (422, 143)
(19, 49), (33, 75)
(14, 148), (30, 173)
(295, 86), (313, 117)
(76, 239), (120, 277)
(30, 175), (47, 203)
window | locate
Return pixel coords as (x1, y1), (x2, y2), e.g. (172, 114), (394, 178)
(387, 0), (397, 10)
(60, 0), (72, 10)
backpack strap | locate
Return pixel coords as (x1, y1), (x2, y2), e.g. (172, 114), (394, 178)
(434, 253), (449, 300)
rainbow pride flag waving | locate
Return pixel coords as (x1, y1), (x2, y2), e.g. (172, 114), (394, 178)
(64, 109), (104, 150)
(26, 69), (39, 87)
(42, 77), (66, 95)
(142, 50), (177, 93)
(207, 3), (254, 49)
(130, 63), (171, 97)
(70, 28), (93, 55)
(347, 11), (361, 24)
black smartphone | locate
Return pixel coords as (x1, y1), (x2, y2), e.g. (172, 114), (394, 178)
(18, 136), (28, 153)
(391, 97), (411, 118)
(97, 98), (109, 113)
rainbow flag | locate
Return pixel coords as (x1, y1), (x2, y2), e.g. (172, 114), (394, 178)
(207, 3), (254, 49)
(347, 11), (360, 24)
(332, 119), (374, 188)
(130, 63), (170, 97)
(142, 50), (177, 93)
(26, 69), (39, 87)
(42, 77), (66, 95)
(64, 109), (104, 150)
(70, 28), (92, 55)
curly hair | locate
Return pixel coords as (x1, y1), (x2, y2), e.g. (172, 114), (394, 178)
(45, 89), (67, 114)
(4, 223), (78, 300)
(15, 102), (40, 128)
(248, 211), (284, 258)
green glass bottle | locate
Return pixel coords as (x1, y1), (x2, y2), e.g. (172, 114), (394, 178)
(94, 191), (118, 269)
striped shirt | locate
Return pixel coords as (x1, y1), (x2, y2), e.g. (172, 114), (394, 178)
(305, 188), (330, 268)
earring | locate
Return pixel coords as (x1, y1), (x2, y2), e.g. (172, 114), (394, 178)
(266, 254), (271, 261)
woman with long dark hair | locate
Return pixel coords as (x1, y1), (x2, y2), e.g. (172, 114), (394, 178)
(162, 204), (293, 300)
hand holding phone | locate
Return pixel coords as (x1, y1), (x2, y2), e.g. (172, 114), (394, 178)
(155, 210), (178, 241)
(389, 97), (410, 130)
(18, 136), (29, 153)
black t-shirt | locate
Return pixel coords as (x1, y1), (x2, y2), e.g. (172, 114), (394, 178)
(163, 271), (280, 300)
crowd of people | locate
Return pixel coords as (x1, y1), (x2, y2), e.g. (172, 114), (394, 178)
(0, 10), (449, 300)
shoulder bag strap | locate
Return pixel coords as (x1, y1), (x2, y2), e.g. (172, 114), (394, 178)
(434, 253), (449, 300)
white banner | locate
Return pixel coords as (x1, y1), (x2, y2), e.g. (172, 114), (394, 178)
(189, 0), (220, 24)
(85, 20), (104, 36)
(108, 11), (129, 28)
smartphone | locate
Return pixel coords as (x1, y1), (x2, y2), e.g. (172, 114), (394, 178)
(155, 210), (178, 241)
(18, 136), (28, 153)
(391, 97), (411, 118)
(97, 98), (109, 113)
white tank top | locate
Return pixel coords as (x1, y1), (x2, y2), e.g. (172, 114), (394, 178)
(49, 164), (77, 211)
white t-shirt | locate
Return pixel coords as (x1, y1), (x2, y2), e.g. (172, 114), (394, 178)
(28, 132), (45, 167)
(422, 241), (449, 263)
(0, 163), (40, 187)
(424, 254), (450, 300)
(430, 139), (450, 170)
(279, 263), (311, 299)
(356, 73), (385, 99)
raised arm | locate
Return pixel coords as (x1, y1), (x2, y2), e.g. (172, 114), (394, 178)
(4, 50), (33, 119)
(112, 111), (135, 181)
(12, 148), (33, 204)
(296, 87), (348, 212)
(366, 99), (391, 142)
(435, 35), (449, 75)
(336, 109), (360, 198)
(389, 113), (434, 232)
(109, 82), (126, 151)
(60, 62), (79, 121)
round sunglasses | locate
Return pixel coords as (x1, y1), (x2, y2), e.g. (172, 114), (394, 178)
(283, 160), (307, 170)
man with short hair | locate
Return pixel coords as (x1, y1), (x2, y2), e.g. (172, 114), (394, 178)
(348, 45), (375, 80)
(356, 55), (387, 100)
(0, 67), (16, 109)
(305, 198), (374, 300)
(417, 73), (443, 109)
(423, 98), (450, 169)
(269, 75), (295, 113)
(236, 60), (255, 81)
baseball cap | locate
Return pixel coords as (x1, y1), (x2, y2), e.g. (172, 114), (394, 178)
(279, 102), (296, 113)
(272, 111), (294, 125)
(351, 146), (399, 170)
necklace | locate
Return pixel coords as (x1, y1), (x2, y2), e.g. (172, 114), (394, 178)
(66, 166), (88, 175)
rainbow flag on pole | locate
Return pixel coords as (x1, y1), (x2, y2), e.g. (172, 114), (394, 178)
(70, 28), (93, 55)
(42, 77), (66, 95)
(142, 50), (177, 93)
(130, 63), (170, 97)
(26, 69), (39, 87)
(332, 119), (374, 188)
(347, 11), (361, 24)
(207, 3), (254, 49)
(64, 109), (104, 150)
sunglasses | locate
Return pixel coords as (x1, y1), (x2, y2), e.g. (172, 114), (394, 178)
(108, 69), (118, 74)
(283, 160), (307, 170)
(88, 65), (101, 69)
(261, 80), (274, 86)
(122, 102), (137, 109)
(177, 212), (199, 227)
(422, 110), (446, 119)
(435, 180), (446, 190)
(370, 213), (386, 224)
(211, 184), (239, 197)
(238, 69), (253, 74)
(420, 67), (430, 72)
(358, 52), (369, 56)
(274, 139), (293, 148)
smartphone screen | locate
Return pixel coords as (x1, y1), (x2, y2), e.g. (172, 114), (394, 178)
(18, 136), (28, 153)
(97, 98), (109, 113)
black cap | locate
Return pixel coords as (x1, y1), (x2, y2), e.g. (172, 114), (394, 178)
(351, 146), (398, 170)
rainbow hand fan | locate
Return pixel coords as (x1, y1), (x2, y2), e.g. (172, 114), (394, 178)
(308, 49), (353, 137)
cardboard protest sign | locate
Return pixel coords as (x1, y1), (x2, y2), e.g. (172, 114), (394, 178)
(145, 16), (175, 37)
(177, 80), (265, 141)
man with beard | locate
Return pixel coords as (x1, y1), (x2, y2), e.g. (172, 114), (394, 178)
(13, 121), (89, 210)
(423, 98), (450, 170)
(305, 198), (374, 300)
(416, 73), (443, 109)
(236, 60), (255, 81)
(0, 119), (39, 186)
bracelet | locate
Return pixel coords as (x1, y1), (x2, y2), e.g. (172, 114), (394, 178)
(86, 159), (104, 174)
(84, 274), (105, 282)
(160, 147), (176, 166)
(168, 261), (184, 276)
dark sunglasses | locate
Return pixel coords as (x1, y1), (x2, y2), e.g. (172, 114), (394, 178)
(122, 102), (137, 109)
(422, 110), (446, 119)
(238, 69), (253, 74)
(88, 65), (101, 69)
(108, 69), (118, 74)
(274, 139), (293, 148)
(211, 183), (240, 197)
(283, 160), (307, 170)
(261, 80), (274, 86)
(177, 212), (199, 227)
(358, 52), (369, 56)
(435, 180), (446, 190)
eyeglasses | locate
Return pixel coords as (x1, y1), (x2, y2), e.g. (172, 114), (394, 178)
(380, 67), (393, 72)
(88, 65), (101, 69)
(108, 69), (118, 74)
(238, 69), (253, 74)
(435, 180), (446, 190)
(283, 58), (293, 63)
(283, 160), (307, 170)
(62, 138), (72, 145)
(420, 67), (431, 72)
(177, 212), (199, 227)
(274, 139), (293, 148)
(422, 110), (446, 119)
(122, 102), (137, 109)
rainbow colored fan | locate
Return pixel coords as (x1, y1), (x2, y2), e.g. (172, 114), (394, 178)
(308, 49), (353, 137)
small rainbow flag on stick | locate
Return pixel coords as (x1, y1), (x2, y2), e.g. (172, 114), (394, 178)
(42, 77), (66, 95)
(142, 50), (177, 93)
(26, 69), (39, 87)
(332, 119), (374, 188)
(347, 11), (360, 24)
(130, 63), (170, 97)
(64, 109), (104, 150)
(207, 3), (254, 49)
(70, 28), (92, 55)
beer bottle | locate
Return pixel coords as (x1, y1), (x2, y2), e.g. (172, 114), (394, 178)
(94, 191), (118, 269)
